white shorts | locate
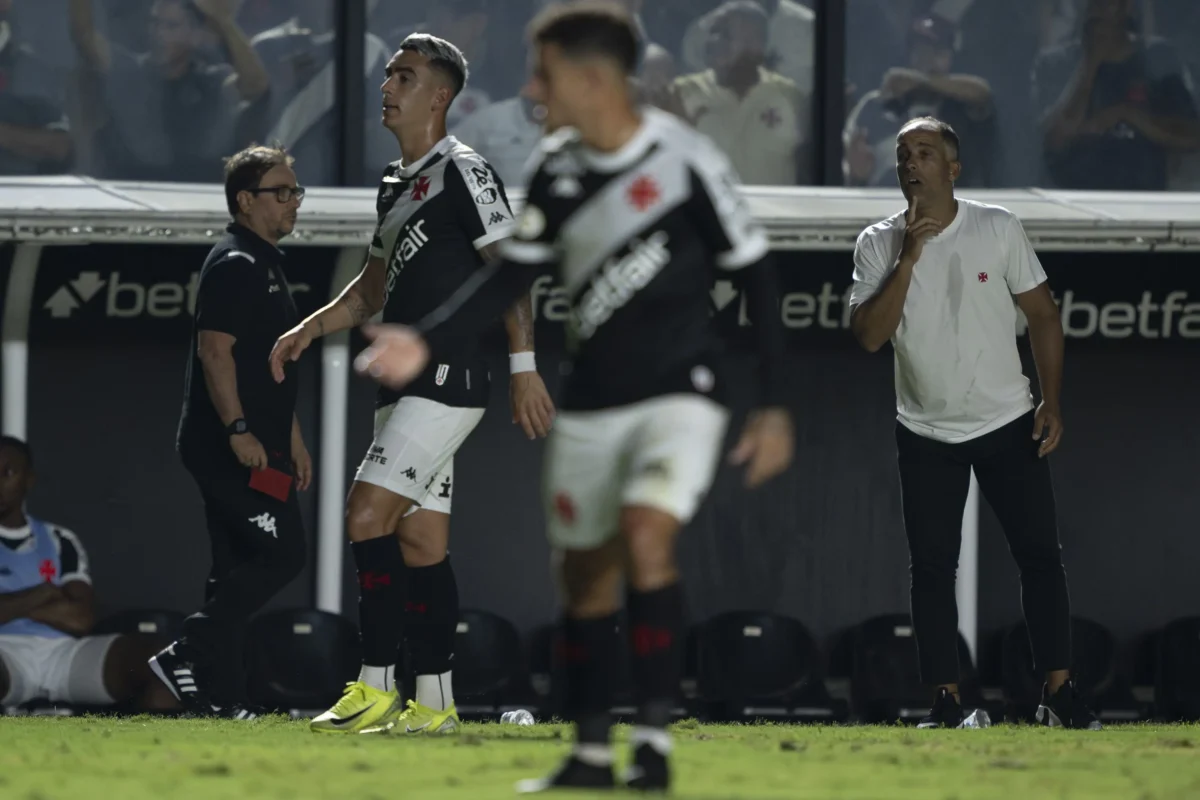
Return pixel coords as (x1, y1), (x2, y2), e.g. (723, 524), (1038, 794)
(354, 396), (486, 516)
(0, 634), (119, 706)
(543, 394), (730, 550)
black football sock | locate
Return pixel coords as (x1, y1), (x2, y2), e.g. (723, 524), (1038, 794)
(560, 613), (619, 755)
(352, 536), (405, 691)
(406, 556), (459, 710)
(627, 582), (684, 734)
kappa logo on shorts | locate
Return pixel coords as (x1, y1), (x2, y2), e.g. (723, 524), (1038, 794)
(402, 467), (418, 481)
(435, 364), (450, 386)
(249, 513), (278, 538)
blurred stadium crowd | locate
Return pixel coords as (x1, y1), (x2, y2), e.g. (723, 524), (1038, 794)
(0, 0), (1194, 191)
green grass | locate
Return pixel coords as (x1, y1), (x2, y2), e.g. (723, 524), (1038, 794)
(2, 716), (1200, 799)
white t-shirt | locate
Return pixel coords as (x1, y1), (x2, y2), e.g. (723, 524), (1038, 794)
(849, 198), (1048, 443)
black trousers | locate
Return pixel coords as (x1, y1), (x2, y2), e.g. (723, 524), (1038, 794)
(896, 411), (1072, 686)
(182, 469), (307, 704)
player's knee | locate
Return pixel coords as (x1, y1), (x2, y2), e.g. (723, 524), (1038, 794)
(103, 634), (159, 700)
(345, 499), (395, 543)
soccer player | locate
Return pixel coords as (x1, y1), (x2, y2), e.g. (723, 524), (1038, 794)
(0, 437), (177, 713)
(269, 33), (555, 736)
(848, 116), (1099, 730)
(353, 3), (794, 791)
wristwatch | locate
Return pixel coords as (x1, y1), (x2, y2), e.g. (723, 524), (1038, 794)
(227, 419), (249, 436)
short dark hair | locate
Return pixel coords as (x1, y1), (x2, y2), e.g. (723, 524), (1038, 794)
(0, 435), (33, 471)
(528, 1), (640, 76)
(399, 33), (470, 99)
(223, 144), (294, 217)
(897, 116), (960, 161)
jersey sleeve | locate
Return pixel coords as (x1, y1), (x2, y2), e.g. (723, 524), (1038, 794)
(849, 227), (892, 309)
(497, 154), (561, 269)
(195, 254), (254, 337)
(1002, 212), (1048, 295)
(53, 525), (91, 585)
(686, 136), (770, 270)
(447, 152), (515, 250)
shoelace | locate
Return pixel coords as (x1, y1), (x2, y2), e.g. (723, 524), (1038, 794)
(332, 682), (369, 714)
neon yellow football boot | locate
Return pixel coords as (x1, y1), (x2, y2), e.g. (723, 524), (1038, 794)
(310, 681), (404, 734)
(387, 699), (461, 736)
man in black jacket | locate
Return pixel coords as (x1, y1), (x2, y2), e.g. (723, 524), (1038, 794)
(152, 144), (312, 718)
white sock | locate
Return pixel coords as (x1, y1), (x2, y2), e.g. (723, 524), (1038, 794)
(573, 743), (615, 767)
(631, 725), (673, 756)
(415, 671), (454, 710)
(359, 664), (395, 693)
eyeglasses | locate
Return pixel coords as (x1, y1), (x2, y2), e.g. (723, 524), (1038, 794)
(248, 185), (307, 204)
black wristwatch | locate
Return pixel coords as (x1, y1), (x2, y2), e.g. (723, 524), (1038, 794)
(227, 419), (249, 436)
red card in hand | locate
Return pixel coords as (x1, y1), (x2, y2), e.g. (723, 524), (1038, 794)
(249, 466), (293, 502)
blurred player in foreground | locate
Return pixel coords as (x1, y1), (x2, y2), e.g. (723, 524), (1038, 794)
(270, 33), (554, 736)
(354, 1), (794, 791)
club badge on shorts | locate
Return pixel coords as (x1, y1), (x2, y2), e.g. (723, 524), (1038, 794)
(435, 364), (449, 386)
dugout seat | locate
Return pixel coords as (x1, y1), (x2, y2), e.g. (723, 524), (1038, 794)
(451, 609), (524, 719)
(697, 611), (843, 722)
(245, 609), (360, 714)
(1001, 616), (1143, 722)
(1155, 617), (1200, 722)
(92, 608), (186, 641)
(849, 613), (979, 724)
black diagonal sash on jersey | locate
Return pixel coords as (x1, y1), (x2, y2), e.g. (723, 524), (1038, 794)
(558, 146), (691, 300)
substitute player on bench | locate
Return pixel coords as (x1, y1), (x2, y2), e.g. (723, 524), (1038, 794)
(353, 3), (794, 791)
(269, 33), (554, 736)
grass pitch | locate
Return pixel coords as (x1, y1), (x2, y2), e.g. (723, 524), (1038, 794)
(2, 716), (1199, 799)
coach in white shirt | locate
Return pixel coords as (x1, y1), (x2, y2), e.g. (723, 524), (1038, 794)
(849, 116), (1100, 731)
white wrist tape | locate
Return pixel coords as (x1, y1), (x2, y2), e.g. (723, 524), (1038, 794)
(510, 351), (537, 374)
